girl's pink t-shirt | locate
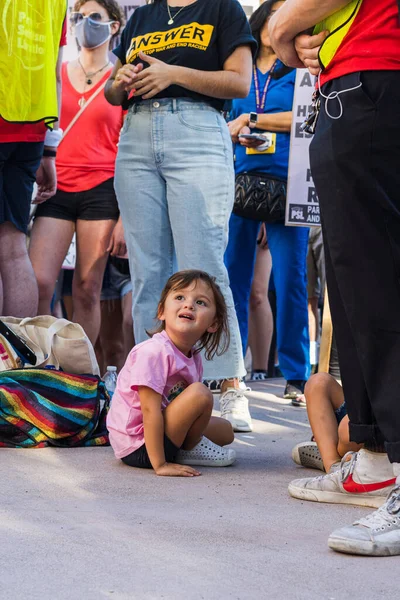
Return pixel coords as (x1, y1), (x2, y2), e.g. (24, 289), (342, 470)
(106, 331), (203, 459)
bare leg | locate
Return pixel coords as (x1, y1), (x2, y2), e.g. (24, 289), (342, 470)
(337, 415), (363, 458)
(308, 296), (319, 342)
(73, 219), (116, 344)
(163, 383), (214, 449)
(121, 290), (135, 356)
(94, 337), (105, 377)
(248, 245), (273, 371)
(220, 378), (241, 393)
(0, 222), (38, 317)
(97, 299), (125, 373)
(62, 294), (73, 321)
(96, 291), (134, 373)
(305, 373), (346, 472)
(203, 416), (234, 446)
(29, 217), (75, 315)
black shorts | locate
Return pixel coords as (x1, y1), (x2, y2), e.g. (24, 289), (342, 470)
(0, 141), (44, 234)
(121, 435), (179, 469)
(101, 261), (132, 301)
(35, 177), (119, 221)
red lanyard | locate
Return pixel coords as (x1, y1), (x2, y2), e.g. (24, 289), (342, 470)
(253, 61), (277, 114)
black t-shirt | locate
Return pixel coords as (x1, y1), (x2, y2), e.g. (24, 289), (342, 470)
(113, 0), (256, 110)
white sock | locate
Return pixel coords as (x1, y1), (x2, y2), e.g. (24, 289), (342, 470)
(354, 449), (394, 483)
(310, 341), (318, 365)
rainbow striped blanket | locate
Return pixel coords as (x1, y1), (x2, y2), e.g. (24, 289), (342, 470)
(0, 369), (109, 448)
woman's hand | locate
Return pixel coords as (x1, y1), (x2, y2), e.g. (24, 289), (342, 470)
(230, 123), (266, 150)
(112, 62), (144, 92)
(227, 117), (265, 148)
(294, 30), (329, 76)
(32, 157), (57, 204)
(131, 52), (175, 99)
(237, 126), (267, 149)
(227, 114), (249, 143)
(155, 462), (201, 477)
(107, 217), (127, 258)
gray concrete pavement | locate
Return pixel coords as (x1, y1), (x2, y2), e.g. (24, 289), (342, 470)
(1, 378), (398, 600)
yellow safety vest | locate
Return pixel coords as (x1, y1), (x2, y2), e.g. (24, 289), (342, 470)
(314, 0), (364, 70)
(0, 0), (66, 128)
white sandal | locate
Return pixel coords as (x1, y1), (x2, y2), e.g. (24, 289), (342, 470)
(177, 437), (236, 467)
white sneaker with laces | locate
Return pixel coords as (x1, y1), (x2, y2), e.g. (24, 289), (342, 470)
(291, 441), (324, 471)
(219, 386), (252, 432)
(288, 449), (396, 509)
(177, 437), (236, 467)
(328, 482), (400, 556)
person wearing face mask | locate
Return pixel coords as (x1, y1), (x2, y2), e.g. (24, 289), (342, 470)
(29, 0), (126, 346)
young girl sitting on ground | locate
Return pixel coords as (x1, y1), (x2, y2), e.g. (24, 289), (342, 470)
(291, 373), (362, 473)
(106, 270), (236, 477)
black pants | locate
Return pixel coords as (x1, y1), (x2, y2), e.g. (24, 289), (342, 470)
(310, 70), (400, 462)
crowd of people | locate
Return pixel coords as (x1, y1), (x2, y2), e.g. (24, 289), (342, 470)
(1, 0), (400, 558)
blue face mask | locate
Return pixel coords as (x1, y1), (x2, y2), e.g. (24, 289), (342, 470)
(75, 17), (112, 49)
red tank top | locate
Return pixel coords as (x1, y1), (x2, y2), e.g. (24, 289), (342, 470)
(56, 63), (125, 193)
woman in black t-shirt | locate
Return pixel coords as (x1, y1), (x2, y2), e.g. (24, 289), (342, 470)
(105, 0), (257, 436)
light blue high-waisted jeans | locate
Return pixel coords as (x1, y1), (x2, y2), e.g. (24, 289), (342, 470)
(114, 98), (246, 380)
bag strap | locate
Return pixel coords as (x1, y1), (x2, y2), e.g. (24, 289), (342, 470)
(60, 79), (108, 142)
(19, 318), (82, 366)
(19, 315), (72, 339)
(44, 319), (88, 351)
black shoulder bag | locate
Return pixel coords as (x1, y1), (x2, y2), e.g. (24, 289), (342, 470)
(233, 172), (287, 223)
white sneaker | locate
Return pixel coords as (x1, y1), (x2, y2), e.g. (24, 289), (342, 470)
(328, 483), (400, 556)
(219, 386), (252, 432)
(291, 441), (324, 471)
(288, 449), (397, 509)
(177, 437), (236, 467)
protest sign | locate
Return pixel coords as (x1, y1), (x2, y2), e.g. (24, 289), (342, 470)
(286, 69), (320, 227)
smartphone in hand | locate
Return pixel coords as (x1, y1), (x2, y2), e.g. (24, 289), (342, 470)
(238, 133), (268, 142)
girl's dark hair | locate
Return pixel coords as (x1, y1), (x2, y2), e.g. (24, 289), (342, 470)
(249, 1), (294, 79)
(151, 270), (230, 361)
(73, 0), (125, 37)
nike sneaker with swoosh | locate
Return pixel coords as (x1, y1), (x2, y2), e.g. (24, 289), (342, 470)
(288, 450), (396, 509)
(328, 483), (400, 556)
